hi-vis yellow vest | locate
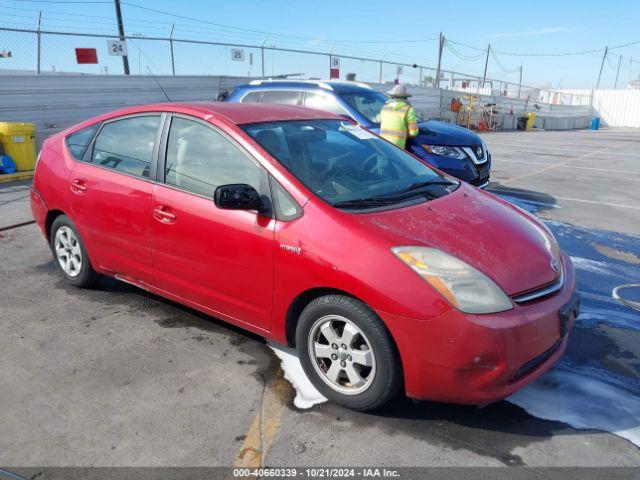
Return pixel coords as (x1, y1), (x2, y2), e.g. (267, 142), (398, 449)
(379, 100), (419, 148)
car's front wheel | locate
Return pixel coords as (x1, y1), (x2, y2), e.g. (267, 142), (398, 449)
(296, 295), (402, 411)
(50, 215), (100, 288)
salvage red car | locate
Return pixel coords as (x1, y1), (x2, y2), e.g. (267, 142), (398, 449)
(31, 102), (579, 411)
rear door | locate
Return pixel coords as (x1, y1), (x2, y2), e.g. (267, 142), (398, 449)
(67, 113), (163, 285)
(150, 114), (275, 331)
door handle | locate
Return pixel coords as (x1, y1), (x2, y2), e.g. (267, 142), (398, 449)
(153, 206), (177, 223)
(70, 179), (87, 194)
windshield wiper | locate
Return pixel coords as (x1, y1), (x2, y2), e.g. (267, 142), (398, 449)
(399, 179), (455, 193)
(332, 197), (404, 209)
(379, 179), (455, 199)
(332, 179), (456, 209)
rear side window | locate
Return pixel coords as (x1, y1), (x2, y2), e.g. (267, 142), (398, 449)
(241, 91), (262, 103)
(65, 124), (99, 160)
(260, 90), (301, 105)
(92, 115), (160, 178)
(304, 92), (348, 116)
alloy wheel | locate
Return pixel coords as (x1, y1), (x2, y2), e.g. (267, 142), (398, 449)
(307, 314), (376, 395)
(54, 226), (82, 277)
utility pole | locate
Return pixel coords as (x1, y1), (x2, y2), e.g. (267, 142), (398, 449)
(434, 32), (444, 88)
(169, 24), (175, 76)
(596, 46), (608, 90)
(114, 0), (130, 75)
(517, 65), (523, 98)
(260, 37), (267, 77)
(614, 54), (622, 89)
(481, 43), (490, 88)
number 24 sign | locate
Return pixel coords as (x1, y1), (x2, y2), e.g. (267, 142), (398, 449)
(108, 40), (128, 57)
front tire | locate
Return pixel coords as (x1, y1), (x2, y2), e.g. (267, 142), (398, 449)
(296, 295), (402, 411)
(50, 215), (100, 288)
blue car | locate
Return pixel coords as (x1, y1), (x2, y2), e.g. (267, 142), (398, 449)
(226, 80), (490, 187)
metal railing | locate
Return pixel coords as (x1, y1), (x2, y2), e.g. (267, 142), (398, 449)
(0, 26), (591, 106)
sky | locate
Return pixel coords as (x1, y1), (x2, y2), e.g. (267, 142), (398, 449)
(1, 0), (639, 89)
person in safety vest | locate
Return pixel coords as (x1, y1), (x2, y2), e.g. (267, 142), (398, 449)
(379, 84), (419, 149)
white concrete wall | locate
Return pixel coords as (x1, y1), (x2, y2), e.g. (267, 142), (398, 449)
(0, 75), (596, 147)
(553, 89), (640, 128)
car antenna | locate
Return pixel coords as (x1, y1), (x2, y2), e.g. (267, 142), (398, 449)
(146, 66), (172, 102)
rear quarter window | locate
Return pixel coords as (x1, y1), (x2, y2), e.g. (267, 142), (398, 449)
(65, 124), (99, 160)
(241, 91), (262, 103)
(260, 90), (301, 105)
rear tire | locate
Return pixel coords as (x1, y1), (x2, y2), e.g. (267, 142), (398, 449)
(50, 215), (100, 288)
(296, 295), (402, 411)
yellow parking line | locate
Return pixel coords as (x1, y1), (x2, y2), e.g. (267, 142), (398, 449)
(502, 146), (611, 185)
(495, 159), (640, 178)
(234, 368), (290, 468)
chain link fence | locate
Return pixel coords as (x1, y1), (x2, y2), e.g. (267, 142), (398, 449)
(0, 26), (591, 106)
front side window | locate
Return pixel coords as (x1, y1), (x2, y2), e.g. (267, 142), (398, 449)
(303, 92), (349, 116)
(340, 91), (388, 124)
(243, 120), (453, 209)
(260, 90), (300, 105)
(164, 117), (265, 198)
(92, 115), (160, 178)
(66, 124), (99, 160)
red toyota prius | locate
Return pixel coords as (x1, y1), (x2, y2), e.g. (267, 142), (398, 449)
(31, 102), (579, 411)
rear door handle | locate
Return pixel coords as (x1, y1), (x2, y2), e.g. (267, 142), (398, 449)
(153, 205), (177, 223)
(70, 179), (87, 194)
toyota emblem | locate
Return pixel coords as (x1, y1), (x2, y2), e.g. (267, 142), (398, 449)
(551, 258), (560, 273)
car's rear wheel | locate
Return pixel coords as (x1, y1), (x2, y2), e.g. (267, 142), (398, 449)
(296, 295), (402, 411)
(50, 215), (100, 287)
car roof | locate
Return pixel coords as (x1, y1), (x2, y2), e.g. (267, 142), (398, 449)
(93, 102), (344, 126)
(237, 80), (379, 95)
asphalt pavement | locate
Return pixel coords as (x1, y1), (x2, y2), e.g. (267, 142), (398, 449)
(1, 128), (639, 468)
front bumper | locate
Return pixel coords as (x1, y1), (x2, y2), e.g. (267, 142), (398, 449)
(379, 253), (577, 404)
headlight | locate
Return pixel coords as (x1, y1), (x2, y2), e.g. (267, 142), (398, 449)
(422, 145), (467, 160)
(392, 247), (513, 314)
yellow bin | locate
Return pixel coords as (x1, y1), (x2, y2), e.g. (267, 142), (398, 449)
(0, 122), (37, 172)
(525, 112), (536, 130)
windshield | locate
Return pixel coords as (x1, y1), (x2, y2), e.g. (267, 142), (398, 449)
(242, 119), (455, 209)
(340, 91), (388, 124)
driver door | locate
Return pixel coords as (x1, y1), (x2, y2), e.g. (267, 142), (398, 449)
(150, 115), (275, 331)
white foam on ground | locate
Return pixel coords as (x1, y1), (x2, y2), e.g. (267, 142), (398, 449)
(570, 256), (613, 274)
(508, 369), (640, 447)
(269, 344), (640, 446)
(268, 343), (327, 409)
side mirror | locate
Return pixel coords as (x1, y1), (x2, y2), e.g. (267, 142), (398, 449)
(214, 184), (262, 211)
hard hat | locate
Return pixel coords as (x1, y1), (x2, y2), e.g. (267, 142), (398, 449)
(387, 84), (412, 98)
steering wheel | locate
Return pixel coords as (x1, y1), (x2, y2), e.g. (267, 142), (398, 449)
(361, 153), (378, 174)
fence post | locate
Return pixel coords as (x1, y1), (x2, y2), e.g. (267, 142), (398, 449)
(518, 66), (522, 98)
(379, 60), (382, 83)
(36, 11), (41, 75)
(169, 24), (175, 76)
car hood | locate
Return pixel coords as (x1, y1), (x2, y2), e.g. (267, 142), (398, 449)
(352, 184), (561, 296)
(412, 120), (481, 147)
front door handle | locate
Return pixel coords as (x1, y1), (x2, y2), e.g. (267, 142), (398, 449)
(153, 206), (177, 224)
(70, 179), (87, 194)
